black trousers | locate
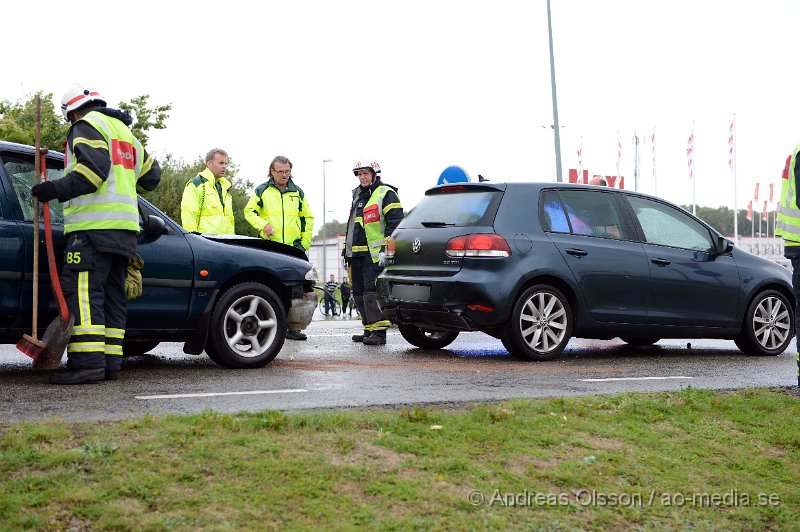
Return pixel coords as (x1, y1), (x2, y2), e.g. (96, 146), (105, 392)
(61, 233), (128, 372)
(350, 254), (389, 331)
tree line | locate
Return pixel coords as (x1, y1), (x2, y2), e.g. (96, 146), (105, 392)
(0, 91), (354, 239)
(2, 92), (769, 240)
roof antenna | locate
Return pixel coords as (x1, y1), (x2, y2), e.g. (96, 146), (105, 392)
(477, 174), (489, 182)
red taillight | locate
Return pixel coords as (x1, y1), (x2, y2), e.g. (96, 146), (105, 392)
(446, 234), (511, 258)
(385, 236), (395, 258)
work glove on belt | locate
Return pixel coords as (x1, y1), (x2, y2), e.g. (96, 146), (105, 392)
(125, 254), (144, 301)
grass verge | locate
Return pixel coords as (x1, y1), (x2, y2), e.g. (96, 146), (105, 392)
(1, 387), (798, 530)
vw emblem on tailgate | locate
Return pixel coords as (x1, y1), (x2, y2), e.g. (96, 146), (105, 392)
(412, 238), (421, 254)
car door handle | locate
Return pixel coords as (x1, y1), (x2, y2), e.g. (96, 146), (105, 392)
(565, 248), (588, 257)
(650, 258), (671, 266)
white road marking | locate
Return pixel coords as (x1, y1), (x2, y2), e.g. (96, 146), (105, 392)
(580, 376), (694, 382)
(136, 389), (308, 400)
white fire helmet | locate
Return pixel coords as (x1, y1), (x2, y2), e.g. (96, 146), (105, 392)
(352, 157), (381, 176)
(60, 84), (106, 121)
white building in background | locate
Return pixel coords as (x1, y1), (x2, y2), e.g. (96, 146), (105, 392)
(308, 234), (347, 283)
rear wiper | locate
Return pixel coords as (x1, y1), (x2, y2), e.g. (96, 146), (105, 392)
(421, 221), (455, 227)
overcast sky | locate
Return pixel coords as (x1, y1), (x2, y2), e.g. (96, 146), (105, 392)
(4, 0), (798, 233)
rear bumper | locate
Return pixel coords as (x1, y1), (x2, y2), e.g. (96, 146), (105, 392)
(377, 274), (511, 332)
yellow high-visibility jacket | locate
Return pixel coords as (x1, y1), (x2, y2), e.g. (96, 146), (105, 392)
(244, 178), (313, 251)
(180, 168), (235, 234)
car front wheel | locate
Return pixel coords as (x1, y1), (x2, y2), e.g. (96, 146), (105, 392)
(504, 284), (573, 361)
(397, 325), (459, 349)
(734, 289), (793, 356)
(206, 282), (286, 368)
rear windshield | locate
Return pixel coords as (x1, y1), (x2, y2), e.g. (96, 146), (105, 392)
(400, 190), (501, 228)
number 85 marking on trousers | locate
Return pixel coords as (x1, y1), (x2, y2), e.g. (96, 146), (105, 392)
(66, 251), (81, 264)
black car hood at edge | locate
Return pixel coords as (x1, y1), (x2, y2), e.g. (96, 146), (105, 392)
(200, 234), (309, 262)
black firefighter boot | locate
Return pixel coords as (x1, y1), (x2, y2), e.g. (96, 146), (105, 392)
(363, 329), (387, 346)
(352, 295), (369, 342)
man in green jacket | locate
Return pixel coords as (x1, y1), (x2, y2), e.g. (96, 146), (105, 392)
(180, 148), (235, 234)
(244, 155), (314, 340)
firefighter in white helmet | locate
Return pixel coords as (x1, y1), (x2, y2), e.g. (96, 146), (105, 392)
(31, 83), (161, 384)
(342, 157), (403, 345)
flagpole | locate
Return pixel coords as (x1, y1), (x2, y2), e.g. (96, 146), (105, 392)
(652, 127), (657, 197)
(692, 120), (697, 216)
(732, 114), (738, 246)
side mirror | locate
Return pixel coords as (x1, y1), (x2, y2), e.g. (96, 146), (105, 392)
(145, 215), (167, 235)
(715, 235), (733, 254)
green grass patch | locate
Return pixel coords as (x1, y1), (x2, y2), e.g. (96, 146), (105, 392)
(1, 388), (798, 530)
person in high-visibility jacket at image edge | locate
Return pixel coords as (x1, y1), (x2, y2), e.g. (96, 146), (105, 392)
(776, 144), (800, 387)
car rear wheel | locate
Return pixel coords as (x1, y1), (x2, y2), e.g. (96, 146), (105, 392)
(398, 324), (459, 349)
(122, 340), (160, 356)
(206, 282), (286, 368)
(734, 289), (793, 356)
(504, 284), (573, 361)
(620, 337), (660, 347)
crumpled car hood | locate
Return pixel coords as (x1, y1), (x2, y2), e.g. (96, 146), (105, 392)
(200, 234), (309, 262)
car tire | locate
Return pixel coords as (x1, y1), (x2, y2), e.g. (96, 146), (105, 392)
(122, 340), (160, 356)
(619, 337), (660, 347)
(734, 289), (793, 356)
(398, 325), (459, 349)
(504, 284), (573, 361)
(206, 282), (286, 368)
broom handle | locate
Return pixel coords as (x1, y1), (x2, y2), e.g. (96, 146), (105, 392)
(41, 171), (69, 321)
(31, 97), (41, 339)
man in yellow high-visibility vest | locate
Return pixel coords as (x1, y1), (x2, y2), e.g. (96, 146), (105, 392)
(32, 84), (161, 384)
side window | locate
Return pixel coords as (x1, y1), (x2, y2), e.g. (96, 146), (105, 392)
(628, 196), (713, 252)
(3, 158), (64, 223)
(540, 190), (570, 232)
(542, 189), (631, 240)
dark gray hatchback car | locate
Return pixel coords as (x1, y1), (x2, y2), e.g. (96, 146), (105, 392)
(377, 182), (795, 360)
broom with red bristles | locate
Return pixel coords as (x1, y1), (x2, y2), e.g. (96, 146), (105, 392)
(16, 96), (74, 367)
(16, 96), (46, 359)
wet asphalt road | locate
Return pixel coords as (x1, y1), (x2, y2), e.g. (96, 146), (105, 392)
(0, 316), (797, 424)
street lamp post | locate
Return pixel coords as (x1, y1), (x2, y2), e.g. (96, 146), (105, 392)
(546, 0), (563, 182)
(321, 159), (332, 281)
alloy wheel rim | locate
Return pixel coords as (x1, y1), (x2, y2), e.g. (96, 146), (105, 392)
(224, 295), (278, 357)
(753, 296), (791, 351)
(520, 292), (567, 353)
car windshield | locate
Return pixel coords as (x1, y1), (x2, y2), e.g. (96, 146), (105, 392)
(2, 154), (65, 223)
(400, 190), (501, 228)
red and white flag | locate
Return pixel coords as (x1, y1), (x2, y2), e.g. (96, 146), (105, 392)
(687, 132), (694, 180)
(769, 183), (775, 202)
(728, 120), (735, 171)
(762, 200), (768, 221)
(754, 182), (760, 201)
(746, 200), (752, 221)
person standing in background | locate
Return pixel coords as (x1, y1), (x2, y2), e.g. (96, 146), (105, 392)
(180, 149), (235, 234)
(342, 157), (403, 346)
(244, 155), (314, 340)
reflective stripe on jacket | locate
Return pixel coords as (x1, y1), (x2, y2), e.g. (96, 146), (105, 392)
(363, 185), (402, 263)
(63, 111), (141, 234)
(776, 144), (800, 244)
(243, 179), (314, 251)
(180, 168), (235, 234)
